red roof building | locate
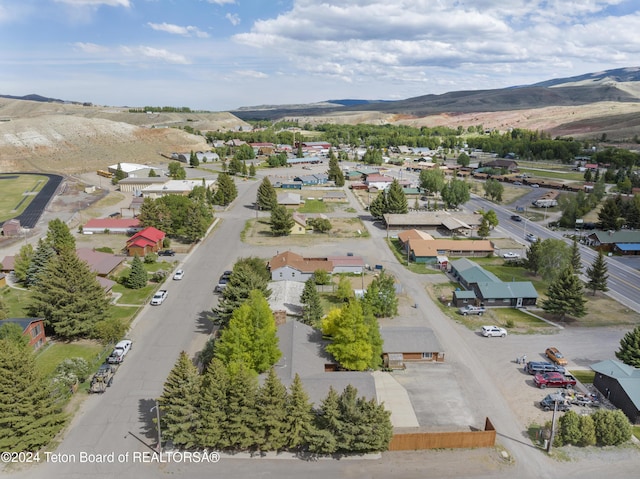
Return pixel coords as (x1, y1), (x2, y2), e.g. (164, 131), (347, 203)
(126, 227), (165, 256)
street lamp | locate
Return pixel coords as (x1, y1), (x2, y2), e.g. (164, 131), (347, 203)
(151, 400), (162, 453)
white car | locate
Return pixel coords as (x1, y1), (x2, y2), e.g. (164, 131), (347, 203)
(526, 233), (538, 242)
(173, 269), (184, 280)
(502, 252), (520, 259)
(481, 325), (507, 337)
(107, 340), (132, 363)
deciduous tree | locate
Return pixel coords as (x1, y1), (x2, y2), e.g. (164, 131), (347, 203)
(13, 243), (34, 283)
(324, 301), (372, 371)
(419, 168), (445, 196)
(440, 178), (470, 209)
(362, 270), (397, 318)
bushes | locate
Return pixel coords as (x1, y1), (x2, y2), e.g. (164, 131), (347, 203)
(555, 409), (632, 447)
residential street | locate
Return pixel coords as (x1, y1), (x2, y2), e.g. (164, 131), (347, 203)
(3, 170), (639, 479)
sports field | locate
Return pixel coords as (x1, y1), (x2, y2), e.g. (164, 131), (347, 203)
(0, 173), (49, 223)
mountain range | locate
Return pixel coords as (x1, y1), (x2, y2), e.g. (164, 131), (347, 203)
(1, 66), (640, 174)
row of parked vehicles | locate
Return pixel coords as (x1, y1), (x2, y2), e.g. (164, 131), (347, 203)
(89, 340), (133, 393)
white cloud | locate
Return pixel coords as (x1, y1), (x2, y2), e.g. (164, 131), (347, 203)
(148, 22), (209, 38)
(54, 0), (131, 6)
(207, 0), (236, 5)
(233, 69), (268, 79)
(120, 45), (190, 64)
(72, 42), (109, 54)
(225, 13), (240, 26)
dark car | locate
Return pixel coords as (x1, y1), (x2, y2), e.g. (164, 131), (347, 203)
(511, 215), (522, 221)
(525, 361), (565, 375)
(540, 393), (571, 411)
(158, 249), (176, 257)
(534, 372), (577, 389)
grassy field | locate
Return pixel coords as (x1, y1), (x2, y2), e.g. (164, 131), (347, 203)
(241, 217), (369, 245)
(0, 173), (49, 223)
(297, 199), (334, 213)
(36, 340), (106, 378)
(518, 168), (584, 182)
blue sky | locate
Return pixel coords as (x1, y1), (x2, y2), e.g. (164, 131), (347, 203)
(1, 0), (639, 111)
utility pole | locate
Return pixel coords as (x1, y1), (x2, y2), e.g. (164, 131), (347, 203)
(547, 398), (559, 453)
(151, 400), (162, 453)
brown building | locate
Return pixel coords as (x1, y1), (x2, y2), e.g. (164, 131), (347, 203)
(126, 227), (166, 256)
(2, 219), (21, 237)
(380, 327), (445, 369)
(1, 318), (47, 350)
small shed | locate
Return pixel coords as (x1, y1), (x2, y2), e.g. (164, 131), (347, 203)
(2, 219), (21, 237)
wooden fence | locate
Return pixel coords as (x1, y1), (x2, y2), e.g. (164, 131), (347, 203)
(388, 418), (496, 451)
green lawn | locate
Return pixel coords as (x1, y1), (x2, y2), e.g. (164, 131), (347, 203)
(111, 283), (156, 305)
(0, 174), (49, 223)
(298, 199), (333, 213)
(36, 341), (106, 378)
(0, 286), (31, 317)
(570, 370), (595, 384)
(109, 305), (140, 325)
(518, 167), (584, 182)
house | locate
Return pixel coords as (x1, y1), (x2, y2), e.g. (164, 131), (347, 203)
(586, 230), (640, 255)
(383, 213), (483, 235)
(1, 256), (15, 272)
(1, 318), (46, 350)
(293, 174), (328, 185)
(82, 218), (142, 235)
(76, 248), (125, 276)
(450, 258), (538, 308)
(407, 238), (494, 263)
(275, 320), (376, 405)
(591, 360), (640, 424)
(365, 174), (394, 191)
(322, 191), (347, 203)
(290, 213), (307, 235)
(126, 227), (165, 256)
(2, 219), (21, 237)
(483, 159), (518, 171)
(380, 327), (445, 369)
(277, 192), (303, 207)
(268, 251), (364, 281)
(273, 180), (303, 190)
(397, 229), (435, 246)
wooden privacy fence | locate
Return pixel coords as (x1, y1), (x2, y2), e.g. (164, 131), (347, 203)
(388, 418), (496, 451)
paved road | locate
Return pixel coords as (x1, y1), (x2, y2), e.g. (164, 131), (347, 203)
(467, 195), (640, 312)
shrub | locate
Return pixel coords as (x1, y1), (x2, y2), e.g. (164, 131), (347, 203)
(593, 409), (632, 446)
(144, 253), (157, 264)
(54, 357), (90, 386)
(94, 246), (114, 254)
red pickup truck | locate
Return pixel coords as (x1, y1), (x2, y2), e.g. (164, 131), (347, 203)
(534, 372), (577, 389)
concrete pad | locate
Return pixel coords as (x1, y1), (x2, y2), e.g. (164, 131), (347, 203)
(372, 370), (420, 428)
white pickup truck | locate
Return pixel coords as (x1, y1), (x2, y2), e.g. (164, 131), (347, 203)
(151, 290), (168, 305)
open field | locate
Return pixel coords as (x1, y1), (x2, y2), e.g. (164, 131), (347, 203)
(35, 340), (106, 378)
(0, 173), (48, 223)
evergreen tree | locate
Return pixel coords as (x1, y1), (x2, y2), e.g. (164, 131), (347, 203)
(300, 277), (323, 326)
(569, 238), (582, 273)
(270, 204), (295, 236)
(0, 322), (29, 347)
(213, 173), (238, 206)
(125, 255), (148, 289)
(0, 296), (8, 320)
(28, 248), (110, 339)
(615, 325), (640, 367)
(183, 201), (212, 242)
(198, 359), (228, 448)
(46, 218), (76, 254)
(541, 266), (586, 320)
(0, 338), (67, 451)
(586, 250), (609, 295)
(598, 198), (621, 231)
(368, 192), (387, 220)
(159, 351), (201, 448)
(215, 258), (271, 326)
(249, 162), (256, 177)
(241, 160), (248, 177)
(148, 168), (158, 177)
(215, 290), (281, 373)
(228, 157), (243, 175)
(310, 386), (340, 454)
(112, 163), (126, 184)
(525, 239), (542, 275)
(327, 150), (345, 186)
(286, 374), (315, 450)
(256, 368), (289, 451)
(325, 301), (373, 371)
(256, 177), (278, 210)
(222, 363), (258, 450)
(13, 243), (34, 283)
(385, 179), (408, 214)
(25, 239), (55, 287)
(189, 150), (200, 167)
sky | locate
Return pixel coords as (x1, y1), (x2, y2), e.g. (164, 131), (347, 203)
(1, 0), (639, 111)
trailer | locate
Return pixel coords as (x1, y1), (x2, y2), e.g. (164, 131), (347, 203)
(532, 198), (558, 208)
(89, 363), (118, 394)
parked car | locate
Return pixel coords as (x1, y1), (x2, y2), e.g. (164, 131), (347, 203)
(525, 361), (566, 375)
(545, 347), (568, 366)
(459, 305), (486, 316)
(107, 340), (132, 364)
(151, 290), (168, 305)
(510, 214), (522, 221)
(513, 181), (523, 186)
(530, 183), (540, 188)
(221, 270), (232, 280)
(540, 393), (571, 412)
(502, 252), (520, 259)
(214, 277), (229, 293)
(534, 372), (577, 389)
(158, 249), (176, 257)
(481, 325), (507, 337)
(525, 233), (537, 242)
(173, 269), (185, 280)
